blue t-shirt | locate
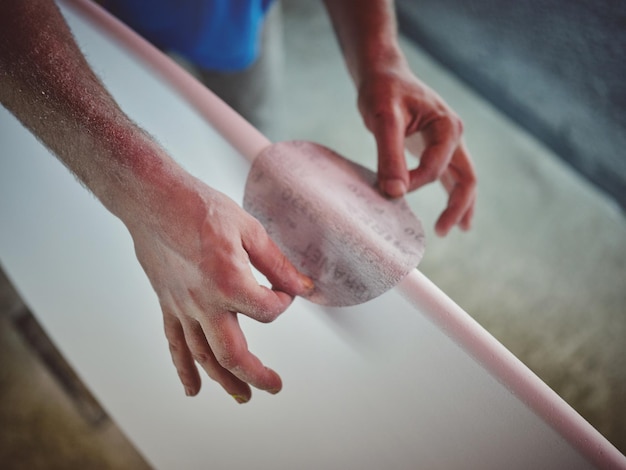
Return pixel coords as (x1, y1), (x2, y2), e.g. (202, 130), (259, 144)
(103, 0), (274, 71)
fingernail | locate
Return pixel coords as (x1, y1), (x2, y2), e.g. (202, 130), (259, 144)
(231, 394), (249, 404)
(268, 388), (281, 395)
(381, 179), (407, 198)
(185, 387), (194, 397)
(299, 274), (315, 292)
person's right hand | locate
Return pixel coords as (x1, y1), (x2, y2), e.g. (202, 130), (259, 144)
(356, 60), (477, 237)
(126, 175), (314, 403)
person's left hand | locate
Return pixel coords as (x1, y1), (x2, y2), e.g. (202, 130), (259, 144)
(357, 59), (477, 236)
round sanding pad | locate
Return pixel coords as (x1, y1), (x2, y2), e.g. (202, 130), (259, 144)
(243, 141), (425, 306)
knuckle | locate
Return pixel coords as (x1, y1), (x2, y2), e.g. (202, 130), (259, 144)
(256, 306), (281, 324)
(249, 217), (267, 239)
(459, 164), (478, 190)
(216, 347), (244, 370)
(213, 272), (243, 302)
(242, 216), (266, 245)
(467, 172), (478, 188)
(191, 351), (212, 365)
(162, 322), (179, 341)
(446, 113), (463, 137)
(243, 291), (284, 323)
(431, 108), (462, 138)
(361, 87), (397, 113)
(371, 105), (401, 127)
(421, 165), (442, 183)
(270, 253), (291, 278)
(372, 106), (395, 120)
(455, 116), (464, 135)
(167, 338), (186, 354)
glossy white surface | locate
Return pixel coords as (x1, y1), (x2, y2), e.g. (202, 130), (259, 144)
(1, 3), (623, 469)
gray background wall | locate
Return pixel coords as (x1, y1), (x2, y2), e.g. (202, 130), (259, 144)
(397, 0), (626, 210)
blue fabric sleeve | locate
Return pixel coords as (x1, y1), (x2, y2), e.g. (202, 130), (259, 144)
(103, 0), (274, 71)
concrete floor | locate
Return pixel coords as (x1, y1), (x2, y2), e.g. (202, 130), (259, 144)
(0, 269), (151, 469)
(1, 1), (625, 468)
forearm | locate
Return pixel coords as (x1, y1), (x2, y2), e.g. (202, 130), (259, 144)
(322, 0), (407, 86)
(1, 0), (316, 401)
(0, 0), (185, 223)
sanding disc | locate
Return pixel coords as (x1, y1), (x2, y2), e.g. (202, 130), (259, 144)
(243, 140), (425, 306)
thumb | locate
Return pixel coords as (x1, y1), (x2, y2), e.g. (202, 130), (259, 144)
(243, 222), (314, 297)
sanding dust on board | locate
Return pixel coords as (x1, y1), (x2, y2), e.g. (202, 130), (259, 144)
(244, 141), (425, 306)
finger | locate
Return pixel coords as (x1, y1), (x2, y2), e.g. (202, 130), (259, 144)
(445, 142), (477, 233)
(243, 219), (314, 297)
(370, 107), (410, 198)
(179, 315), (252, 402)
(434, 178), (476, 237)
(434, 144), (476, 235)
(201, 312), (282, 393)
(460, 192), (476, 231)
(162, 310), (201, 397)
(214, 262), (295, 323)
(408, 116), (461, 192)
(198, 237), (295, 323)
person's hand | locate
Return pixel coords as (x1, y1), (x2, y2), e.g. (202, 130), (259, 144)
(357, 60), (477, 236)
(126, 176), (314, 403)
(1, 0), (314, 405)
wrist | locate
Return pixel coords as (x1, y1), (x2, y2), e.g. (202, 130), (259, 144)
(355, 43), (408, 82)
(86, 121), (194, 227)
(324, 0), (406, 88)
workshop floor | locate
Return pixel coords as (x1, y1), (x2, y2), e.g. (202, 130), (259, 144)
(1, 1), (624, 468)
